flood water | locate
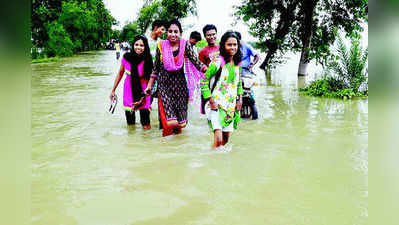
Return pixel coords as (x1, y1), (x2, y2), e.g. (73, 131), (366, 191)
(32, 50), (368, 225)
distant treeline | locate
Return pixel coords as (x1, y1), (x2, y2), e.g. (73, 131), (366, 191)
(31, 0), (116, 58)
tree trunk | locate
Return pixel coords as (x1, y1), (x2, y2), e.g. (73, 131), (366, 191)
(298, 49), (310, 76)
(297, 75), (306, 89)
(260, 49), (275, 70)
(297, 0), (317, 76)
(260, 0), (300, 70)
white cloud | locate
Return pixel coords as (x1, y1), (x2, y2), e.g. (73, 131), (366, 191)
(103, 0), (143, 29)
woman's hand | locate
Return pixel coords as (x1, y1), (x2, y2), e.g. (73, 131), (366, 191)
(235, 98), (242, 111)
(248, 62), (254, 72)
(200, 65), (208, 73)
(209, 98), (218, 110)
(110, 91), (116, 100)
(131, 97), (145, 112)
(145, 77), (155, 96)
(144, 85), (152, 96)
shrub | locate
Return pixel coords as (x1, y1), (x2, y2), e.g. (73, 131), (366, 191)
(45, 21), (74, 57)
(300, 36), (368, 99)
(300, 78), (365, 99)
(31, 45), (44, 59)
(327, 36), (368, 92)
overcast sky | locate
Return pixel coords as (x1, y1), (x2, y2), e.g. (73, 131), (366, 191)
(103, 0), (255, 41)
(103, 0), (367, 46)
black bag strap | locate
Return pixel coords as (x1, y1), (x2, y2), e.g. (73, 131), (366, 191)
(201, 65), (223, 113)
(210, 66), (223, 94)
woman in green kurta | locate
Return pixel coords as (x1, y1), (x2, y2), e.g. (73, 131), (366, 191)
(201, 31), (243, 148)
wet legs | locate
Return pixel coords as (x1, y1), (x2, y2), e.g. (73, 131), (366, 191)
(213, 130), (230, 148)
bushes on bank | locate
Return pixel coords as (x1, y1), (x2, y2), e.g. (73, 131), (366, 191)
(45, 21), (74, 57)
(31, 0), (115, 60)
(300, 37), (368, 99)
(300, 77), (366, 99)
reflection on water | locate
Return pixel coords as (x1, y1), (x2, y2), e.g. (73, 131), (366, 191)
(32, 50), (367, 225)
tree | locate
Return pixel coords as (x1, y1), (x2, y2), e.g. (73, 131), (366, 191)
(121, 22), (141, 43)
(31, 0), (116, 57)
(327, 36), (368, 92)
(136, 1), (162, 33)
(296, 0), (317, 76)
(235, 0), (368, 75)
(111, 29), (121, 41)
(235, 0), (301, 69)
(91, 0), (116, 48)
(135, 0), (198, 33)
(31, 0), (63, 48)
(158, 0), (198, 20)
(299, 36), (368, 99)
(57, 1), (94, 51)
(45, 21), (73, 57)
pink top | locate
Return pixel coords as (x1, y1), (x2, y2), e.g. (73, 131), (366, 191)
(121, 58), (151, 110)
(199, 45), (220, 66)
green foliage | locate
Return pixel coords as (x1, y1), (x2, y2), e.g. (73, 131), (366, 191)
(235, 0), (368, 69)
(31, 0), (116, 58)
(32, 57), (59, 64)
(300, 36), (368, 99)
(159, 0), (197, 21)
(300, 79), (330, 97)
(327, 36), (368, 91)
(135, 0), (197, 33)
(31, 0), (63, 48)
(110, 29), (121, 41)
(45, 21), (73, 57)
(57, 0), (115, 51)
(136, 1), (162, 33)
(57, 1), (90, 51)
(31, 45), (45, 59)
(235, 0), (304, 69)
(121, 23), (141, 43)
(300, 78), (366, 99)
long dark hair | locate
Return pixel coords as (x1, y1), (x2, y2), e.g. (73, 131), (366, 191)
(219, 31), (242, 66)
(123, 35), (153, 102)
(123, 35), (153, 80)
(166, 18), (183, 33)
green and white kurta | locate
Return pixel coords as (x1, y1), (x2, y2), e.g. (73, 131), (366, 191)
(201, 57), (243, 129)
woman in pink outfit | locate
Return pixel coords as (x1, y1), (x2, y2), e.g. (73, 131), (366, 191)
(110, 35), (153, 129)
(145, 19), (207, 136)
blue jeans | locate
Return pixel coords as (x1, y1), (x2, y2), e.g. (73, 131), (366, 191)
(242, 67), (252, 77)
(242, 67), (258, 119)
(249, 99), (258, 120)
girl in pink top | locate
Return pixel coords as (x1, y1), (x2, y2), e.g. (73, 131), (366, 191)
(110, 35), (153, 129)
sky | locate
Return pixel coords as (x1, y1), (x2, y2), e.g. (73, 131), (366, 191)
(103, 0), (254, 41)
(103, 0), (143, 28)
(103, 0), (367, 48)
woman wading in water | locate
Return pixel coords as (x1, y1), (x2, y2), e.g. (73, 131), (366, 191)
(145, 19), (207, 136)
(201, 31), (243, 148)
(110, 35), (153, 129)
